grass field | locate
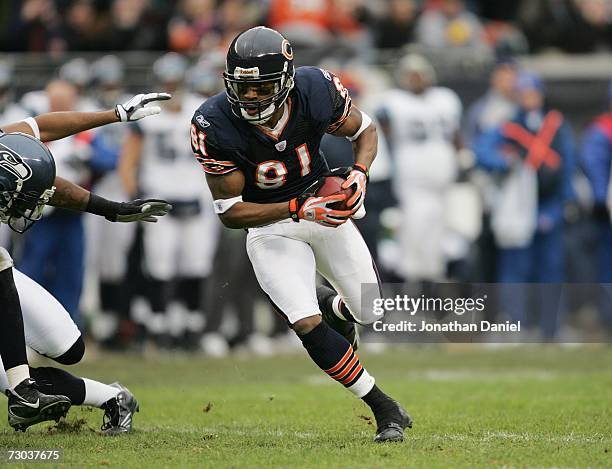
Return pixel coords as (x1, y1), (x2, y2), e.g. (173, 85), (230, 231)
(0, 345), (610, 468)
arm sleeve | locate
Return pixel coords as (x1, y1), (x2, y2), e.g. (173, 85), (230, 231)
(307, 68), (352, 133)
(325, 72), (352, 133)
(327, 74), (352, 134)
(580, 125), (612, 204)
(190, 115), (238, 176)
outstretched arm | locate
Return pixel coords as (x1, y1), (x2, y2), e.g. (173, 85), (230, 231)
(49, 176), (90, 211)
(1, 92), (171, 142)
(50, 176), (171, 223)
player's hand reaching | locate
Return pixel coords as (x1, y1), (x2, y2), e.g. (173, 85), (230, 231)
(289, 187), (352, 228)
(109, 199), (173, 223)
(341, 163), (369, 215)
(87, 194), (173, 223)
(115, 93), (172, 122)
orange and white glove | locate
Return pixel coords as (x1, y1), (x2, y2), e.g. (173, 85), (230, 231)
(341, 163), (369, 215)
(289, 193), (352, 228)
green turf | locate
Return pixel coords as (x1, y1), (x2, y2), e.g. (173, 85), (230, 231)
(0, 345), (611, 468)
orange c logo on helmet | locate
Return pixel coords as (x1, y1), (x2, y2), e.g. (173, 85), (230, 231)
(281, 39), (293, 60)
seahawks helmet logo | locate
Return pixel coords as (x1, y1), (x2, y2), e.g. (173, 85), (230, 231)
(0, 144), (32, 181)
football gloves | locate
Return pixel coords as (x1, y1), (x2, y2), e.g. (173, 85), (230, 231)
(115, 93), (172, 122)
(289, 178), (352, 228)
(108, 199), (172, 223)
(341, 163), (369, 215)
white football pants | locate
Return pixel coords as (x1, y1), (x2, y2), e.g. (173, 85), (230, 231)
(246, 219), (380, 325)
(0, 262), (81, 391)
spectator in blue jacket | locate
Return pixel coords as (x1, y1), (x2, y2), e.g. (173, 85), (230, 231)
(463, 59), (519, 283)
(473, 71), (576, 339)
(579, 82), (612, 330)
(463, 59), (519, 148)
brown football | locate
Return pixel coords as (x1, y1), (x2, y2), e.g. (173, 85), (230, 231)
(316, 176), (354, 210)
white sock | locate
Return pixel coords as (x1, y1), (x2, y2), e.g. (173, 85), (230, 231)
(6, 364), (30, 389)
(82, 379), (120, 408)
(347, 370), (375, 398)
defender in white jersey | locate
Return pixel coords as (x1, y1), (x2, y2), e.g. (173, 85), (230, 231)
(378, 54), (463, 281)
(120, 53), (219, 345)
(0, 93), (171, 432)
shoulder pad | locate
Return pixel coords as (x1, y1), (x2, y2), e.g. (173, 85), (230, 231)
(294, 66), (351, 131)
(294, 66), (334, 95)
(192, 93), (244, 152)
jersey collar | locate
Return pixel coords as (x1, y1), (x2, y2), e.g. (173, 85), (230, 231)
(256, 98), (292, 141)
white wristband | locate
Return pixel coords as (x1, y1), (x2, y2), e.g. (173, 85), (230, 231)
(23, 117), (40, 140)
(214, 195), (243, 214)
(346, 111), (372, 142)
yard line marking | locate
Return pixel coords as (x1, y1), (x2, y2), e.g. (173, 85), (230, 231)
(305, 370), (559, 385)
(143, 426), (610, 444)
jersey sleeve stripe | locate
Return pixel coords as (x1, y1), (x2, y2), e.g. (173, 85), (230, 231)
(327, 96), (352, 133)
(199, 164), (239, 175)
(194, 156), (237, 167)
(193, 155), (238, 175)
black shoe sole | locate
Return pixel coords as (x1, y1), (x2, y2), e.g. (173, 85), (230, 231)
(374, 404), (413, 443)
(11, 400), (71, 432)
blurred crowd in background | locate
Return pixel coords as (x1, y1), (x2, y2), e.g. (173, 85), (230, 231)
(0, 0), (611, 353)
(2, 0), (612, 56)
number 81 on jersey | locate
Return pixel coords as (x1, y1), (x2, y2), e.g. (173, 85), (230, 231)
(255, 144), (311, 189)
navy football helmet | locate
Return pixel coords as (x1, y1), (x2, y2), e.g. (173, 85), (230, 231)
(0, 132), (56, 233)
(223, 26), (295, 124)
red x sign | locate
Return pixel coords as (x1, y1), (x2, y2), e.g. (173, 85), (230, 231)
(502, 110), (563, 170)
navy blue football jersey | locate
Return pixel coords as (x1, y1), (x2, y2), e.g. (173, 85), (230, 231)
(190, 66), (352, 203)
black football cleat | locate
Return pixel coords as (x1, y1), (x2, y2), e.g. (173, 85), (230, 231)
(316, 284), (359, 350)
(6, 379), (71, 432)
(373, 400), (413, 443)
(100, 383), (139, 436)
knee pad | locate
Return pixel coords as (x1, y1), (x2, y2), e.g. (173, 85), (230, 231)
(53, 336), (85, 365)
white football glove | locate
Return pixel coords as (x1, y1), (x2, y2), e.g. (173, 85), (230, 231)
(341, 164), (369, 215)
(115, 92), (172, 122)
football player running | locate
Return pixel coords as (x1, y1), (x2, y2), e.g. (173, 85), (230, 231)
(191, 27), (411, 442)
(0, 92), (172, 433)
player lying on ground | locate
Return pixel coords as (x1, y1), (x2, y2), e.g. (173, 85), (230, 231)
(191, 27), (411, 442)
(0, 93), (172, 432)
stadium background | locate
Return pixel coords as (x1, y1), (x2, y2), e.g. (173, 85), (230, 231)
(1, 0), (612, 350)
(0, 1), (610, 466)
